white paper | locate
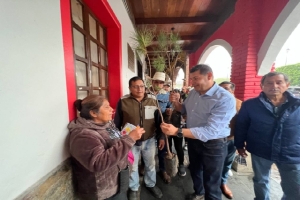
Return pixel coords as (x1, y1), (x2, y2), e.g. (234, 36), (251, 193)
(144, 106), (157, 119)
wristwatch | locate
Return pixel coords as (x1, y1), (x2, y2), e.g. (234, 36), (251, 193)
(176, 127), (183, 138)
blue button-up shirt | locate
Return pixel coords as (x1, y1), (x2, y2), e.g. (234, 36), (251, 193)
(182, 83), (236, 142)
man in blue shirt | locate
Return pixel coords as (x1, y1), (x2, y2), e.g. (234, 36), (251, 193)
(161, 64), (236, 200)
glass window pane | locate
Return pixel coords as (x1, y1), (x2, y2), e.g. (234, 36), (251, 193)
(100, 48), (106, 66)
(93, 90), (100, 95)
(90, 41), (98, 63)
(101, 90), (108, 98)
(73, 28), (85, 58)
(92, 66), (99, 87)
(100, 69), (108, 87)
(71, 0), (83, 28)
(89, 14), (97, 39)
(77, 90), (88, 99)
(75, 61), (87, 86)
(99, 25), (105, 45)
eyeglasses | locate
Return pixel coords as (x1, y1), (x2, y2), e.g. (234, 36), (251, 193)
(131, 85), (145, 89)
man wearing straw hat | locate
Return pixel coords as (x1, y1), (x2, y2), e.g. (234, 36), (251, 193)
(149, 72), (174, 184)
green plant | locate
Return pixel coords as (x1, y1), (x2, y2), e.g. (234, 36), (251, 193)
(131, 25), (156, 77)
(275, 63), (300, 86)
(152, 56), (165, 72)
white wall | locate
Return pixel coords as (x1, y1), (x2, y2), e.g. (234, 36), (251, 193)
(0, 0), (69, 199)
(108, 0), (141, 95)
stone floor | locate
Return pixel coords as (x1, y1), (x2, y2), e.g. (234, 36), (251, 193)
(138, 152), (283, 200)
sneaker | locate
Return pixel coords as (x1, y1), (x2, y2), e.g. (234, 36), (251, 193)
(183, 144), (188, 151)
(146, 186), (163, 198)
(178, 164), (186, 176)
(228, 169), (233, 176)
(128, 190), (138, 200)
(186, 193), (204, 200)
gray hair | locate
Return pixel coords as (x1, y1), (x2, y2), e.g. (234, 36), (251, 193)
(260, 72), (290, 85)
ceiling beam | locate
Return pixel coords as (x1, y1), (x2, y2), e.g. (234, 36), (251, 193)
(135, 15), (218, 25)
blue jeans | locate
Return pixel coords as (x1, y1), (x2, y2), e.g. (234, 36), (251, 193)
(188, 138), (227, 200)
(221, 140), (236, 184)
(129, 137), (156, 191)
(251, 154), (300, 200)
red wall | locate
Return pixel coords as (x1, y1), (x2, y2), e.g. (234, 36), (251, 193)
(190, 0), (288, 100)
(61, 0), (122, 120)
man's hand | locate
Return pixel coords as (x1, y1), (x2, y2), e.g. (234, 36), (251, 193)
(158, 139), (165, 150)
(160, 122), (178, 136)
(237, 148), (248, 157)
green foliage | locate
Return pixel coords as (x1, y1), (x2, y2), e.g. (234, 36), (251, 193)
(131, 26), (182, 82)
(275, 63), (300, 86)
(152, 56), (165, 72)
(131, 25), (156, 55)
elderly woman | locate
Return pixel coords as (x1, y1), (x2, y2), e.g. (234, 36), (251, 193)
(68, 95), (144, 200)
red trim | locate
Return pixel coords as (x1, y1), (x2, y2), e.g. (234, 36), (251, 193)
(61, 0), (122, 120)
(60, 0), (77, 120)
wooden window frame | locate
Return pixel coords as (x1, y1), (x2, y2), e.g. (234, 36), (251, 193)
(71, 0), (109, 99)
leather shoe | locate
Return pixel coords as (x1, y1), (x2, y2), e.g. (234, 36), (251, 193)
(220, 184), (233, 199)
(146, 186), (163, 198)
(128, 190), (138, 200)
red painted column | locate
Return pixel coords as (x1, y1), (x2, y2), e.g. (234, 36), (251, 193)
(60, 0), (77, 120)
(231, 0), (262, 100)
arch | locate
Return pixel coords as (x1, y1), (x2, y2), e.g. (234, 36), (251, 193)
(198, 39), (232, 64)
(258, 0), (300, 75)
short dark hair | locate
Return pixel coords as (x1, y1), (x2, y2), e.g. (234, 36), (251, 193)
(260, 72), (290, 85)
(190, 64), (213, 75)
(129, 76), (144, 87)
(219, 81), (235, 91)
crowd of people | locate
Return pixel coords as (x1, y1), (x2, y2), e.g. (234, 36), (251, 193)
(67, 64), (300, 200)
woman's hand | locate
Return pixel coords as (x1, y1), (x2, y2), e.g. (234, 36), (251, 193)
(128, 126), (145, 141)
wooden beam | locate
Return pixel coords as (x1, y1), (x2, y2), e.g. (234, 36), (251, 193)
(135, 15), (218, 25)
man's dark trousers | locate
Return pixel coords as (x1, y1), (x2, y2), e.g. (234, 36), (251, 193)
(188, 138), (227, 200)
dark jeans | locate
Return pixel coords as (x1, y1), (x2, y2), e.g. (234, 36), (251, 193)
(157, 138), (167, 171)
(221, 140), (236, 184)
(188, 138), (227, 200)
(168, 136), (184, 165)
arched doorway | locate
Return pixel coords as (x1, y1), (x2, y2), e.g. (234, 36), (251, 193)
(257, 0), (300, 75)
(198, 39), (232, 83)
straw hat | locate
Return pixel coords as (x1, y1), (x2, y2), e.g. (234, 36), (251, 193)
(152, 72), (166, 82)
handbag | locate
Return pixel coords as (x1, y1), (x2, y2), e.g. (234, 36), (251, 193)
(118, 165), (129, 194)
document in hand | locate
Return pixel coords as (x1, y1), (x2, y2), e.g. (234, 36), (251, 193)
(121, 123), (137, 136)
